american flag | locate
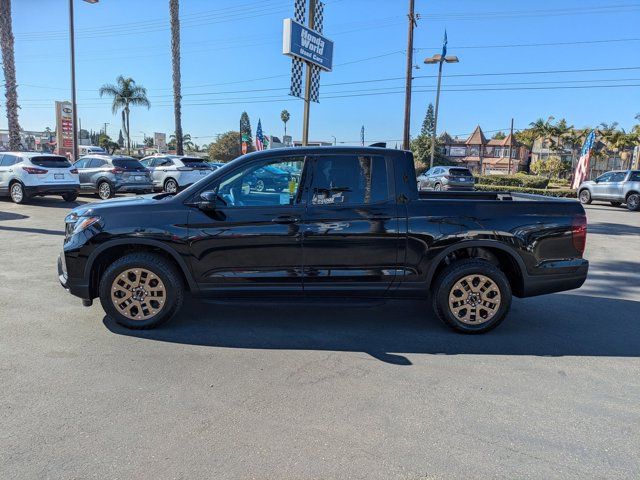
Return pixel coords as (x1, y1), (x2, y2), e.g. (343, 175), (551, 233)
(571, 130), (596, 190)
(255, 119), (264, 151)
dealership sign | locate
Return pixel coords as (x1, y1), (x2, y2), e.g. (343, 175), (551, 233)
(283, 18), (333, 72)
(55, 101), (74, 159)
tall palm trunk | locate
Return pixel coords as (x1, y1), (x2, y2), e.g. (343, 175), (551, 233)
(169, 0), (183, 156)
(0, 0), (21, 150)
(125, 105), (131, 154)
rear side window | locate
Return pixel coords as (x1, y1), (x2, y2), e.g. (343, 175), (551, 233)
(113, 158), (145, 170)
(311, 155), (389, 205)
(0, 154), (20, 166)
(180, 158), (209, 168)
(448, 168), (472, 176)
(630, 171), (640, 181)
(30, 156), (71, 168)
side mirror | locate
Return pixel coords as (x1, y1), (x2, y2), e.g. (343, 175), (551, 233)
(198, 190), (225, 211)
(594, 178), (599, 183)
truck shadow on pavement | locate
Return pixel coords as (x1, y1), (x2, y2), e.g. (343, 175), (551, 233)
(103, 292), (640, 365)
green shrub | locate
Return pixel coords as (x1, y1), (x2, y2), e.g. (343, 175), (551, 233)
(475, 174), (549, 189)
(473, 184), (576, 198)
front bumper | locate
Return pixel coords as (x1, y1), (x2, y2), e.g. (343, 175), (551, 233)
(58, 254), (91, 299)
(25, 184), (79, 195)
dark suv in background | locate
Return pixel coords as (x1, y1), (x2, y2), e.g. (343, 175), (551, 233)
(73, 155), (153, 199)
(417, 166), (475, 191)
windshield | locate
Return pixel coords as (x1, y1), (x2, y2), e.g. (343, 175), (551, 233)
(30, 156), (71, 168)
(113, 158), (146, 171)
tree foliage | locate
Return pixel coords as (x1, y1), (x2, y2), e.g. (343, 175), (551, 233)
(208, 131), (241, 162)
(280, 109), (290, 136)
(410, 134), (451, 174)
(421, 103), (435, 137)
(240, 111), (253, 148)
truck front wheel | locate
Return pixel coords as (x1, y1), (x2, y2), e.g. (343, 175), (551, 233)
(432, 259), (512, 334)
(99, 252), (184, 329)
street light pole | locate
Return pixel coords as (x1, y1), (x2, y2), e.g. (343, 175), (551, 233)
(424, 53), (459, 169)
(68, 0), (78, 161)
(69, 0), (99, 161)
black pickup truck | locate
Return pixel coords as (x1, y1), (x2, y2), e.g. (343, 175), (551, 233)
(58, 147), (588, 333)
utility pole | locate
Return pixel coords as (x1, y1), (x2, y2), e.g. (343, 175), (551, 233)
(508, 118), (514, 174)
(402, 0), (416, 150)
(361, 125), (365, 146)
(103, 122), (109, 136)
(301, 0), (317, 146)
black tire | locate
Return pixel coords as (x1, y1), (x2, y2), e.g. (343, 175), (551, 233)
(432, 259), (512, 334)
(163, 178), (178, 193)
(99, 252), (184, 330)
(97, 181), (114, 200)
(434, 183), (442, 191)
(62, 192), (78, 202)
(9, 181), (29, 204)
(626, 193), (640, 211)
(254, 179), (265, 192)
(579, 189), (592, 204)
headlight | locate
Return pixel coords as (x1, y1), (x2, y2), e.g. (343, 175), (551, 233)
(65, 213), (102, 236)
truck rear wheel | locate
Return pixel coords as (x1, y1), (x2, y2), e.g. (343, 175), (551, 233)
(432, 259), (512, 334)
(99, 252), (184, 329)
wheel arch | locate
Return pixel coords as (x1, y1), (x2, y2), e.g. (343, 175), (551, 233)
(84, 239), (198, 298)
(426, 240), (526, 297)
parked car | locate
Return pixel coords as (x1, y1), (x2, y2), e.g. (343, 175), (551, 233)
(73, 155), (153, 200)
(246, 164), (291, 192)
(0, 152), (79, 204)
(417, 166), (475, 191)
(78, 145), (107, 156)
(139, 155), (214, 193)
(578, 170), (640, 211)
(59, 147), (589, 334)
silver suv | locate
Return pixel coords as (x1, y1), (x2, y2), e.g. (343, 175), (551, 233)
(73, 155), (153, 200)
(417, 166), (475, 191)
(578, 170), (640, 211)
(140, 155), (214, 193)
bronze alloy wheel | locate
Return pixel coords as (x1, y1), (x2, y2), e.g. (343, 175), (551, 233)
(448, 274), (502, 325)
(110, 268), (166, 321)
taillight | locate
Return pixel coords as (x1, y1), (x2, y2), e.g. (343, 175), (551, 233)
(70, 168), (78, 174)
(571, 215), (587, 255)
(22, 166), (48, 174)
(109, 167), (124, 174)
(443, 175), (451, 179)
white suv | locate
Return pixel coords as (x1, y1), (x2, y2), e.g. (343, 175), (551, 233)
(0, 152), (80, 204)
(140, 155), (214, 193)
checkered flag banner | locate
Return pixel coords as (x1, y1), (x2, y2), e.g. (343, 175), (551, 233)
(289, 0), (306, 98)
(309, 1), (324, 103)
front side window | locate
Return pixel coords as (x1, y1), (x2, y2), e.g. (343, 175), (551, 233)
(74, 158), (89, 169)
(310, 155), (388, 206)
(215, 157), (305, 207)
(0, 154), (19, 166)
(597, 173), (613, 182)
(609, 172), (626, 182)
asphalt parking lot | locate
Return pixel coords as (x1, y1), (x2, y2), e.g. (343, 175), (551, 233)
(1, 195), (639, 479)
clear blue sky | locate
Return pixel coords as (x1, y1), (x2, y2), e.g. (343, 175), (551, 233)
(4, 0), (640, 146)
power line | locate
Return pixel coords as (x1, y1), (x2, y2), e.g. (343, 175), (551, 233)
(416, 37), (640, 51)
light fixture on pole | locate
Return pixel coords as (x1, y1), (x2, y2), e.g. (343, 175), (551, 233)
(69, 0), (99, 161)
(424, 31), (458, 169)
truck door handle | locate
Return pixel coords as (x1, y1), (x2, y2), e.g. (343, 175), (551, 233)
(271, 215), (300, 224)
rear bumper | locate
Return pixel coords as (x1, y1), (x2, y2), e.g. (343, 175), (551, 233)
(25, 184), (79, 195)
(519, 259), (589, 297)
(114, 183), (154, 193)
(442, 184), (475, 191)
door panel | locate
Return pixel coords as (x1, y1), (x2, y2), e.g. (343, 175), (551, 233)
(187, 156), (307, 293)
(606, 171), (627, 200)
(301, 155), (400, 294)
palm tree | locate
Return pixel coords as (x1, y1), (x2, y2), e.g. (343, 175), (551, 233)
(607, 129), (635, 169)
(280, 109), (290, 137)
(170, 133), (193, 151)
(0, 0), (21, 150)
(169, 0), (183, 156)
(99, 76), (150, 154)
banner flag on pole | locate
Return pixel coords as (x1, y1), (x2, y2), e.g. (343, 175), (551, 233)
(441, 30), (448, 58)
(572, 130), (596, 190)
